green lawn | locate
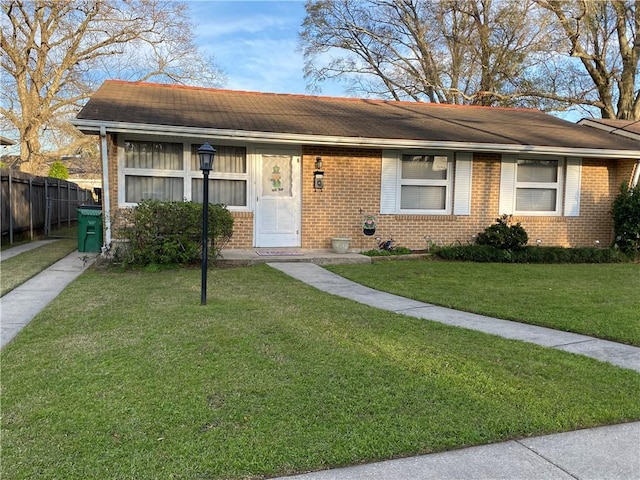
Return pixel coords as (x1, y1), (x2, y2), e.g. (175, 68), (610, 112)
(1, 237), (79, 296)
(328, 260), (640, 346)
(2, 265), (640, 479)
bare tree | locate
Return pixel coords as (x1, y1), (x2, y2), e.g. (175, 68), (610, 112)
(301, 0), (554, 106)
(1, 0), (226, 174)
(534, 0), (639, 120)
(300, 0), (639, 119)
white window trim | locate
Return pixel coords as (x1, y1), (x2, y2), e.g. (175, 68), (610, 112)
(117, 136), (250, 211)
(500, 154), (565, 216)
(397, 151), (453, 215)
(186, 142), (250, 210)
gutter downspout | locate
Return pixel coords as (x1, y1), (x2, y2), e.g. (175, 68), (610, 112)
(100, 126), (112, 252)
(632, 160), (640, 189)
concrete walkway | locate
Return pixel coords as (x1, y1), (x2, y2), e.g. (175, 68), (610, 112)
(277, 421), (640, 480)
(0, 239), (61, 261)
(1, 248), (639, 479)
(268, 263), (640, 373)
(1, 248), (97, 349)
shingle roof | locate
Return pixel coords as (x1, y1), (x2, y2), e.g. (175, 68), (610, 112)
(75, 80), (640, 152)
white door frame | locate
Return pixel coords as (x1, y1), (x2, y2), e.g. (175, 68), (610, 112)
(254, 146), (301, 247)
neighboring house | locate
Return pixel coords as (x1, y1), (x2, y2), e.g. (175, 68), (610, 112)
(72, 80), (640, 251)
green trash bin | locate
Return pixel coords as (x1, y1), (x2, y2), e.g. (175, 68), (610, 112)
(77, 205), (103, 253)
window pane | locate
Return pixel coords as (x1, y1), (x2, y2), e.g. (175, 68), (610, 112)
(192, 178), (247, 206)
(401, 186), (446, 210)
(402, 155), (447, 180)
(516, 188), (556, 211)
(125, 176), (183, 202)
(517, 159), (558, 182)
(191, 145), (246, 172)
(125, 141), (183, 170)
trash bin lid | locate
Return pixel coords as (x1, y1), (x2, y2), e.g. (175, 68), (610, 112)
(78, 205), (103, 216)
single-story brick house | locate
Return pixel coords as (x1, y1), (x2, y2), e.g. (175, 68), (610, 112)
(72, 80), (640, 252)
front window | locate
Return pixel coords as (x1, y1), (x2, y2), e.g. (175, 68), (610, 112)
(121, 140), (249, 208)
(400, 154), (451, 212)
(124, 141), (184, 203)
(190, 145), (248, 206)
(515, 159), (561, 213)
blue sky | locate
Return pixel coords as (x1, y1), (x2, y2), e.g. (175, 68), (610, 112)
(188, 0), (344, 96)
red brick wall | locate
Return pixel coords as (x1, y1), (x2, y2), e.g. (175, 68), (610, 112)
(105, 135), (636, 250)
(301, 146), (382, 250)
(299, 149), (636, 250)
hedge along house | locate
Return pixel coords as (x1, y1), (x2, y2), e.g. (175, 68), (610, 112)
(72, 80), (640, 252)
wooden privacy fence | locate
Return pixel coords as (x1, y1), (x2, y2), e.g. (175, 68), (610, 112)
(1, 169), (95, 244)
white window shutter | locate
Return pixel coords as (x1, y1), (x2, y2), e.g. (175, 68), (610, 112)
(499, 154), (517, 214)
(453, 152), (473, 215)
(564, 157), (582, 216)
(380, 150), (399, 214)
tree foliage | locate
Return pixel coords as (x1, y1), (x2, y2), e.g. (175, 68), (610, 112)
(300, 0), (639, 119)
(47, 161), (69, 180)
(612, 183), (640, 255)
(0, 0), (226, 174)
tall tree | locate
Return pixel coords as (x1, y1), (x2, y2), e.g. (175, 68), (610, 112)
(1, 0), (226, 174)
(300, 0), (639, 119)
(534, 0), (639, 120)
(301, 0), (554, 105)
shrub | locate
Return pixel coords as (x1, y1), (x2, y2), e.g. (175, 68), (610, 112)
(434, 245), (626, 263)
(612, 183), (640, 256)
(48, 161), (69, 180)
(476, 215), (528, 251)
(114, 200), (233, 267)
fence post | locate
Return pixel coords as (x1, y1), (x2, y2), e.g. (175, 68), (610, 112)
(67, 181), (71, 229)
(8, 170), (14, 244)
(29, 177), (34, 240)
(44, 179), (50, 237)
(56, 179), (61, 231)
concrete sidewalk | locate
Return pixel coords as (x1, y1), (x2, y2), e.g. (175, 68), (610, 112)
(0, 239), (61, 261)
(277, 421), (640, 480)
(268, 263), (640, 373)
(1, 249), (97, 349)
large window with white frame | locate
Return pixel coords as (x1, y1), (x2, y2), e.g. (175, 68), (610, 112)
(189, 144), (247, 207)
(515, 158), (562, 214)
(121, 140), (249, 208)
(400, 153), (452, 212)
(124, 141), (185, 203)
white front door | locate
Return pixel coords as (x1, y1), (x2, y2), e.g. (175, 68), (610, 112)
(255, 150), (301, 247)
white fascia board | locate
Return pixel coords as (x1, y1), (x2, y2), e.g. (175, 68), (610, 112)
(578, 119), (640, 141)
(71, 119), (640, 159)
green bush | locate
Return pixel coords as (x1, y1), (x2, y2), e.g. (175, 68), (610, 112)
(47, 161), (69, 180)
(114, 200), (233, 267)
(612, 183), (640, 256)
(476, 215), (528, 251)
(434, 245), (626, 263)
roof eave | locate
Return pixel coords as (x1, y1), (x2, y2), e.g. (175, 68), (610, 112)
(577, 119), (640, 141)
(71, 119), (640, 159)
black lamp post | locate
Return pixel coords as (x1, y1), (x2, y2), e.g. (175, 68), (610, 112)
(198, 142), (216, 305)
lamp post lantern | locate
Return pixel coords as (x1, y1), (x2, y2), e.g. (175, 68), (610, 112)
(198, 142), (216, 305)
